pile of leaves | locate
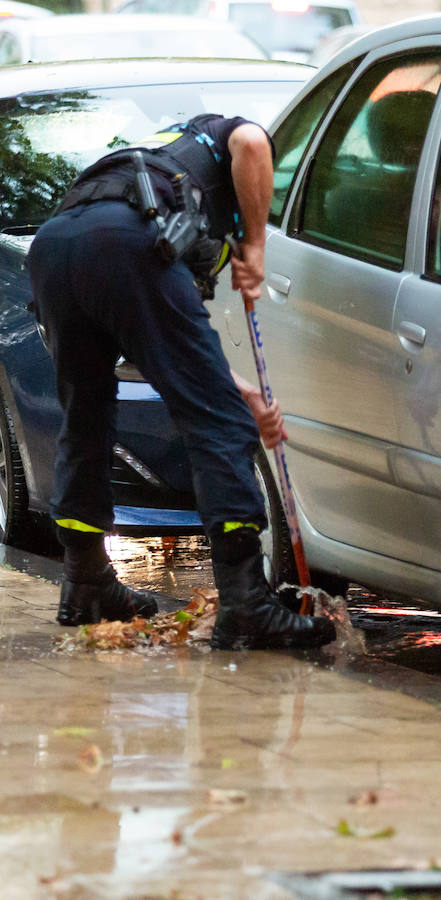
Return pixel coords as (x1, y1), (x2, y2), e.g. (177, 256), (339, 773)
(55, 586), (218, 652)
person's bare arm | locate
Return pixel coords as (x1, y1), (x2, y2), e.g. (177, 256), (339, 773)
(228, 123), (274, 304)
(231, 369), (287, 450)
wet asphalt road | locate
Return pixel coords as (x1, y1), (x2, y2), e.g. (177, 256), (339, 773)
(2, 533), (441, 684)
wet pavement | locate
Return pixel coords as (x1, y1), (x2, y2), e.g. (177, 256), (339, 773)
(2, 536), (441, 899)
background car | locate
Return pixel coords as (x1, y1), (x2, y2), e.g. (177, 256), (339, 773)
(308, 23), (374, 67)
(0, 56), (311, 572)
(114, 0), (203, 12)
(210, 14), (441, 603)
(0, 13), (268, 65)
(0, 0), (52, 17)
(207, 0), (362, 63)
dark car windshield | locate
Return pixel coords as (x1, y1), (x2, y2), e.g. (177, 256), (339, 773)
(229, 3), (353, 54)
(0, 78), (301, 227)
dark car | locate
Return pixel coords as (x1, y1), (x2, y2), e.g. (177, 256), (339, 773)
(0, 56), (311, 575)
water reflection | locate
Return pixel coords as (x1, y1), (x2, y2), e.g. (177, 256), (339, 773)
(0, 645), (315, 896)
(105, 534), (213, 605)
(347, 583), (441, 675)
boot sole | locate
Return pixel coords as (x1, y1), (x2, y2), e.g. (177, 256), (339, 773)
(210, 623), (336, 651)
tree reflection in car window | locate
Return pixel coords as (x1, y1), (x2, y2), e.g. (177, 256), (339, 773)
(299, 54), (441, 269)
(0, 112), (79, 230)
(269, 61), (357, 226)
(0, 88), (164, 228)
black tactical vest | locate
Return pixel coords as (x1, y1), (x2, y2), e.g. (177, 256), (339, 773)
(54, 114), (242, 243)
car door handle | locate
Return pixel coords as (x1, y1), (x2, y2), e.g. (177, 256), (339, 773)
(397, 321), (426, 348)
(267, 273), (291, 295)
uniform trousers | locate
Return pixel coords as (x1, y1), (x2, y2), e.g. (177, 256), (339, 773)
(27, 200), (266, 538)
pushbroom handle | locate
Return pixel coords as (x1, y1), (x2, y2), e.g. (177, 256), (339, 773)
(226, 236), (312, 615)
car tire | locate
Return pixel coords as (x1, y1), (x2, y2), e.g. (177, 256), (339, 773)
(255, 447), (349, 599)
(0, 394), (29, 547)
(310, 569), (348, 598)
(0, 395), (62, 556)
(255, 446), (297, 588)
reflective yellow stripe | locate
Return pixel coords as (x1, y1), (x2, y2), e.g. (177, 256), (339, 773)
(213, 240), (231, 275)
(223, 522), (259, 533)
(56, 518), (104, 533)
(134, 131), (183, 149)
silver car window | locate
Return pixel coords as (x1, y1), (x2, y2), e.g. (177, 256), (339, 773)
(427, 153), (441, 282)
(299, 53), (441, 270)
(269, 60), (356, 225)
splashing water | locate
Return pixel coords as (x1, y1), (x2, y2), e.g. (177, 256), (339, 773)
(300, 587), (367, 656)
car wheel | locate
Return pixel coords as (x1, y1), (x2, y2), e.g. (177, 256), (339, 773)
(255, 448), (349, 599)
(0, 394), (29, 546)
(255, 446), (297, 588)
(310, 569), (348, 598)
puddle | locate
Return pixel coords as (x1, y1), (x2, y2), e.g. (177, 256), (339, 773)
(106, 534), (212, 605)
(4, 540), (441, 897)
(3, 534), (441, 678)
(347, 584), (441, 676)
(270, 870), (441, 900)
(102, 543), (441, 678)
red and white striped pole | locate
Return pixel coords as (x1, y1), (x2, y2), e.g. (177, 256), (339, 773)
(227, 236), (312, 614)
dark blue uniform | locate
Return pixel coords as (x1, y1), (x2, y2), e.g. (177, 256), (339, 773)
(27, 115), (267, 538)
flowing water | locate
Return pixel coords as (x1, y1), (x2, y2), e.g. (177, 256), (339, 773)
(310, 587), (367, 656)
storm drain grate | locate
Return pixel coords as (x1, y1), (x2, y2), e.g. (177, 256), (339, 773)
(267, 870), (441, 899)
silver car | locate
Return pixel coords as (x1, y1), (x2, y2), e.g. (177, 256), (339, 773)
(212, 14), (441, 604)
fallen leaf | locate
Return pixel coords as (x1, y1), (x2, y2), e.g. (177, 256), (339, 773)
(53, 727), (94, 737)
(336, 818), (396, 840)
(175, 609), (192, 623)
(55, 587), (219, 653)
(39, 877), (69, 889)
(189, 609), (217, 641)
(78, 744), (104, 774)
(337, 818), (356, 836)
(348, 790), (378, 806)
(369, 826), (396, 839)
(207, 789), (247, 806)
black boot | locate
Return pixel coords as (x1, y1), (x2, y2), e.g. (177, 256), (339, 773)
(210, 528), (336, 651)
(56, 527), (174, 627)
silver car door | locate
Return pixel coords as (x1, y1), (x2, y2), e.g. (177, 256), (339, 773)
(277, 51), (441, 570)
(391, 100), (441, 571)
